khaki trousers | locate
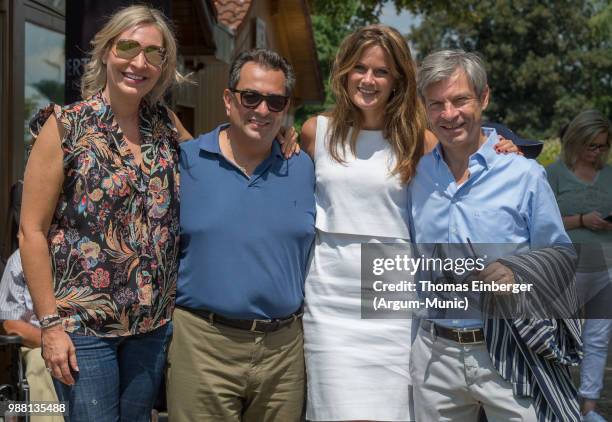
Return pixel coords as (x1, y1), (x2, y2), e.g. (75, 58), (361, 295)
(21, 347), (64, 422)
(410, 327), (538, 422)
(166, 307), (305, 422)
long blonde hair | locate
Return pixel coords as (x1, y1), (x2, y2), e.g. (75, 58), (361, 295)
(80, 5), (186, 104)
(327, 24), (426, 184)
(562, 109), (611, 170)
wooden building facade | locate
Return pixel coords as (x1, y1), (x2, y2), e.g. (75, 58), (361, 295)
(0, 0), (324, 259)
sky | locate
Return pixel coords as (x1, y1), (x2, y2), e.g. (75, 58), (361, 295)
(378, 1), (421, 34)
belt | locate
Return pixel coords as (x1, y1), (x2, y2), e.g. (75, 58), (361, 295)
(421, 320), (485, 344)
(179, 305), (303, 333)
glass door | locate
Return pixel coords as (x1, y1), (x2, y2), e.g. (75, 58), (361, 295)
(23, 20), (65, 147)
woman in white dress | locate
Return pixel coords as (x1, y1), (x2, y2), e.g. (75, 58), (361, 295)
(300, 24), (428, 422)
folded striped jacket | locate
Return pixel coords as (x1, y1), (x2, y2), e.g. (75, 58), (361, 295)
(486, 246), (583, 422)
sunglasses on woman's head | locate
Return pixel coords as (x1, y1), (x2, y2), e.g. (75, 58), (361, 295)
(113, 39), (166, 67)
(230, 89), (289, 113)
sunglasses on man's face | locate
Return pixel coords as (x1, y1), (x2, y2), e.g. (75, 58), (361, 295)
(113, 39), (166, 67)
(230, 89), (289, 113)
(586, 143), (610, 152)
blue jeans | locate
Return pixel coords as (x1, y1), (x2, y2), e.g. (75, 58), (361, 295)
(53, 323), (172, 422)
(580, 318), (612, 399)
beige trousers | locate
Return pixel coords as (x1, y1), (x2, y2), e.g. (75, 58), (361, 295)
(166, 307), (305, 422)
(21, 347), (64, 422)
(410, 326), (538, 422)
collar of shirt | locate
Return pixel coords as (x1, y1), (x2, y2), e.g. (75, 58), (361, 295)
(432, 127), (498, 169)
(198, 123), (283, 159)
(431, 127), (499, 191)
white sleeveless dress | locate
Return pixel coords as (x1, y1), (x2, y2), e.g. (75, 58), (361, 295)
(303, 116), (414, 421)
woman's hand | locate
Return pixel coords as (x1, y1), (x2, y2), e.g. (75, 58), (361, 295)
(277, 126), (300, 159)
(41, 324), (79, 385)
(494, 136), (523, 155)
(582, 211), (612, 231)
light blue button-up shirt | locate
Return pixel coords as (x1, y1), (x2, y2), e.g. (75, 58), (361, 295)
(409, 128), (571, 328)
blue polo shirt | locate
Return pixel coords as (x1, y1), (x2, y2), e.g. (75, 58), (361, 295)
(176, 124), (316, 319)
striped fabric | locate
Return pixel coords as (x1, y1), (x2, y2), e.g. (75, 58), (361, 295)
(485, 246), (583, 422)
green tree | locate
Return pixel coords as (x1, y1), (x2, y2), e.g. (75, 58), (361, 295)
(406, 0), (612, 139)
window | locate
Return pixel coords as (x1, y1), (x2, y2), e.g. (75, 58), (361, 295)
(23, 21), (65, 146)
(33, 0), (65, 15)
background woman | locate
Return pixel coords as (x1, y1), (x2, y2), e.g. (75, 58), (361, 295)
(20, 5), (191, 421)
(546, 109), (612, 422)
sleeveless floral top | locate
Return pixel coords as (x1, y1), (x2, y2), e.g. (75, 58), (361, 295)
(30, 94), (180, 337)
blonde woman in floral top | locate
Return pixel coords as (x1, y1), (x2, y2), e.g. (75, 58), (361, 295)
(20, 6), (191, 421)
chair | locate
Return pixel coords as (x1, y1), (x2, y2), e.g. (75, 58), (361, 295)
(0, 334), (30, 421)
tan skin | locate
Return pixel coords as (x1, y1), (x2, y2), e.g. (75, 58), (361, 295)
(562, 132), (612, 233)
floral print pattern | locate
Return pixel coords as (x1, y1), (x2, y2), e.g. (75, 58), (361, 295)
(30, 93), (180, 337)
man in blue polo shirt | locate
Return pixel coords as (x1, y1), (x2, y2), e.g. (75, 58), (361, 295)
(166, 49), (315, 422)
(409, 50), (581, 421)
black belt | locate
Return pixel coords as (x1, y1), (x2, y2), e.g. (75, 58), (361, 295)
(421, 320), (485, 344)
(179, 305), (303, 333)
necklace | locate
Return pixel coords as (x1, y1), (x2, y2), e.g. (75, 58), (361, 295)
(222, 131), (250, 175)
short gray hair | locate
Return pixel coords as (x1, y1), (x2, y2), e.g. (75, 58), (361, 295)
(228, 48), (295, 96)
(417, 49), (488, 100)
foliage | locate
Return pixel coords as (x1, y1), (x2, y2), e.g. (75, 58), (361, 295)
(406, 0), (612, 140)
(32, 79), (65, 105)
(589, 0), (612, 39)
(536, 138), (562, 167)
(23, 95), (40, 145)
(299, 0), (611, 140)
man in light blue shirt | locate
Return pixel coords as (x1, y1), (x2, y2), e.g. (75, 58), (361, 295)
(409, 50), (581, 422)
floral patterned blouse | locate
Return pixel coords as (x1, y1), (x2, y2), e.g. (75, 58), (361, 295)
(30, 93), (180, 337)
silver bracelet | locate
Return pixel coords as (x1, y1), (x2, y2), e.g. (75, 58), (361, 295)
(39, 314), (62, 329)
